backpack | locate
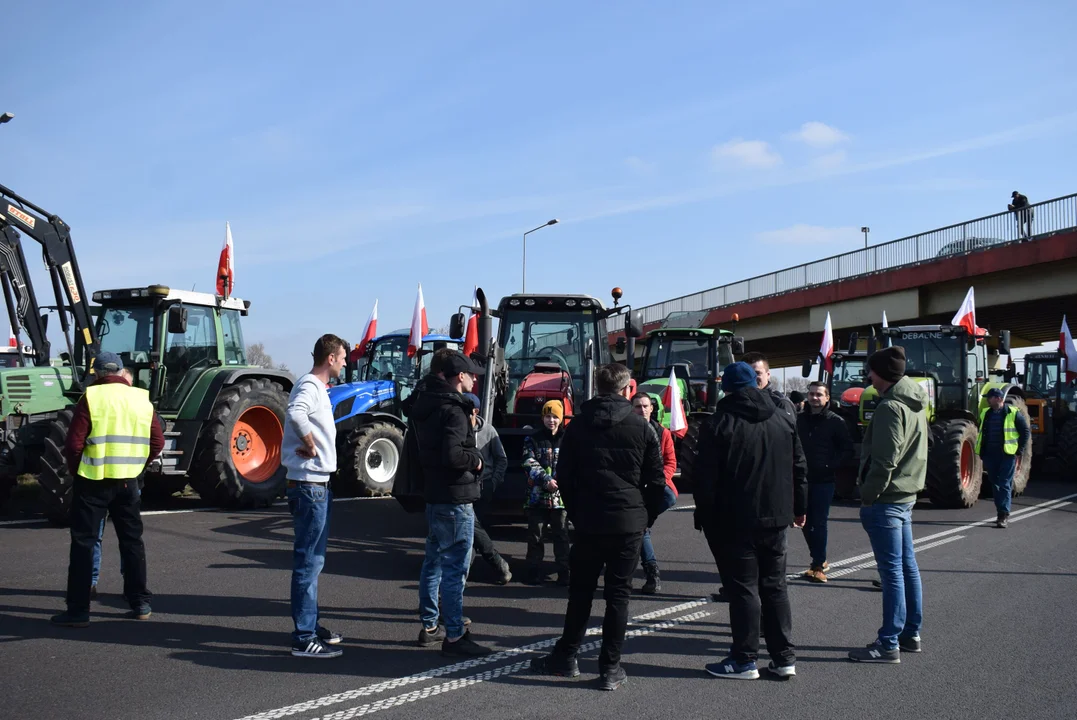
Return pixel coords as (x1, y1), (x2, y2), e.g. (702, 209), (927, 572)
(391, 417), (427, 513)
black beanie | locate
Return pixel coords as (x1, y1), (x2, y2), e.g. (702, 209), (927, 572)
(868, 345), (907, 383)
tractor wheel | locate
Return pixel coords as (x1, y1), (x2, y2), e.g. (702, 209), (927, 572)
(1057, 417), (1077, 481)
(674, 415), (706, 493)
(925, 419), (982, 508)
(334, 422), (404, 497)
(38, 409), (75, 526)
(1008, 397), (1033, 497)
(0, 472), (15, 510)
(190, 378), (288, 508)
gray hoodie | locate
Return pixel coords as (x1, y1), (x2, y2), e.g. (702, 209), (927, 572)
(474, 415), (507, 491)
(282, 374), (337, 482)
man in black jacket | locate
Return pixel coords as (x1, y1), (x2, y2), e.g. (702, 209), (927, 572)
(797, 381), (852, 583)
(409, 349), (491, 657)
(742, 351), (796, 419)
(694, 361), (808, 680)
(531, 363), (665, 691)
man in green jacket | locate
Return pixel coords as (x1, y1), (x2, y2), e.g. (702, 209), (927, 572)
(849, 346), (926, 664)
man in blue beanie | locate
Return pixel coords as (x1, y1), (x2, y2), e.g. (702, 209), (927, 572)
(693, 362), (808, 680)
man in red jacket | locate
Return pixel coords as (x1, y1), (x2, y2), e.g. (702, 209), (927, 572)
(631, 392), (678, 594)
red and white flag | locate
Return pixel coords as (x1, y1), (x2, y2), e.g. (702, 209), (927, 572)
(882, 310), (888, 329)
(216, 222), (235, 298)
(462, 286), (479, 356)
(661, 366), (688, 438)
(951, 286), (984, 336)
(407, 283), (429, 358)
(1061, 315), (1077, 381)
(820, 311), (834, 374)
(351, 299), (378, 363)
(8, 327), (16, 348)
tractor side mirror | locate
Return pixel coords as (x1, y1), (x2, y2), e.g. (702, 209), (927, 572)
(449, 312), (465, 339)
(999, 330), (1011, 356)
(847, 331), (859, 355)
(801, 359), (813, 378)
(732, 336), (745, 356)
(615, 337), (626, 354)
(167, 305), (188, 335)
(625, 310), (644, 338)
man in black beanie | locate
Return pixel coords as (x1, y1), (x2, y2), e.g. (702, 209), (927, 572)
(849, 345), (927, 664)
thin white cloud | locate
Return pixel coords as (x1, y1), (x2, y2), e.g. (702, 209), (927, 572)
(757, 224), (862, 245)
(812, 150), (847, 169)
(712, 138), (782, 169)
(788, 121), (850, 147)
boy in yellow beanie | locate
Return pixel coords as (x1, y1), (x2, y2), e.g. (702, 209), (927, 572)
(522, 400), (570, 585)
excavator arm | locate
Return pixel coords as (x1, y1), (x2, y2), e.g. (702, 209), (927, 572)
(0, 182), (99, 385)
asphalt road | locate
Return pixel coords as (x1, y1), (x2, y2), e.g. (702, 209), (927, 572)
(2, 480), (1076, 720)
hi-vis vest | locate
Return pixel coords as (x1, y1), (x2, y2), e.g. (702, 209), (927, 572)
(78, 383), (155, 480)
(975, 406), (1019, 455)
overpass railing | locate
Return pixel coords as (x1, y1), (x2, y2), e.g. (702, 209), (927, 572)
(635, 193), (1077, 326)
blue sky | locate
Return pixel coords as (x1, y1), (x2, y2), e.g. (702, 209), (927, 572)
(4, 0), (1076, 372)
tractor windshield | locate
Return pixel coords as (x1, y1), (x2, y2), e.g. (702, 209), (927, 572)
(500, 309), (600, 400)
(1024, 358), (1059, 398)
(892, 333), (966, 410)
(644, 337), (710, 379)
(361, 336), (460, 382)
(831, 356), (868, 397)
(95, 305), (155, 388)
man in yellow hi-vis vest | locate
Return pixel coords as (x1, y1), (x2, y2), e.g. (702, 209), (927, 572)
(977, 388), (1030, 529)
(52, 352), (163, 627)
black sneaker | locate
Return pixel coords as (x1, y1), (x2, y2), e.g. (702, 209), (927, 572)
(899, 634), (922, 653)
(530, 653), (581, 678)
(996, 513), (1009, 529)
(441, 630), (493, 657)
(51, 611), (90, 628)
(493, 558), (513, 585)
(125, 605), (152, 620)
(556, 571), (570, 587)
(766, 661), (796, 679)
(598, 665), (628, 691)
(317, 626), (343, 645)
(292, 637), (343, 658)
(417, 625), (446, 647)
(848, 640), (900, 664)
(523, 568), (543, 586)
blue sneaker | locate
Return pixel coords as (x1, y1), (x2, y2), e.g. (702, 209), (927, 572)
(705, 658), (759, 680)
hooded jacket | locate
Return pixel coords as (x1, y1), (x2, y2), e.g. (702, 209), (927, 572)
(796, 406), (853, 484)
(858, 376), (929, 505)
(555, 394), (665, 535)
(693, 386), (808, 531)
(405, 375), (483, 505)
(474, 415), (507, 493)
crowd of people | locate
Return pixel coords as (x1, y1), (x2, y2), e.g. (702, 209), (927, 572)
(49, 334), (1029, 689)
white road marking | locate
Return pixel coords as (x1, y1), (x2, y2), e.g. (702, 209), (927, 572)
(235, 599), (712, 720)
(824, 536), (966, 579)
(308, 611), (713, 720)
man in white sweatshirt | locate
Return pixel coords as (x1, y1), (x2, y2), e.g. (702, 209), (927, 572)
(284, 333), (346, 658)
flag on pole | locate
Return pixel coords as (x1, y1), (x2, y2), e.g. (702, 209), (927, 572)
(951, 286), (983, 336)
(8, 327), (16, 348)
(1061, 315), (1077, 381)
(820, 311), (834, 374)
(463, 286), (479, 356)
(882, 310), (888, 329)
(350, 300), (378, 363)
(407, 284), (429, 358)
(661, 366), (688, 438)
(216, 222), (235, 298)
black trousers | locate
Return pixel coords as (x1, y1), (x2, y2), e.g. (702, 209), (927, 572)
(554, 531), (643, 670)
(704, 523), (794, 665)
(471, 482), (502, 567)
(66, 478), (151, 614)
(526, 507), (570, 571)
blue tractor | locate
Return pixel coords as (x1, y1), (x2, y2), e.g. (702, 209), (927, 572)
(329, 329), (461, 496)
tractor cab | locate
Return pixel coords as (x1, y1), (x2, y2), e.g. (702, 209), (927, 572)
(1021, 351), (1077, 455)
(638, 319), (742, 420)
(91, 285), (249, 410)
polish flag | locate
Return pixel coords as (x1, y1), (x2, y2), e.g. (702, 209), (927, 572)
(820, 311), (834, 374)
(216, 222), (235, 299)
(407, 283), (429, 358)
(350, 300), (378, 363)
(462, 286), (479, 356)
(8, 326), (16, 348)
(1060, 315), (1077, 381)
(951, 286), (984, 336)
(882, 311), (888, 329)
(661, 366), (688, 438)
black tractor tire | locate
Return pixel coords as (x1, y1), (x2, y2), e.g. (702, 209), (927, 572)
(926, 419), (983, 508)
(1057, 417), (1077, 482)
(674, 415), (707, 493)
(190, 378), (288, 508)
(1008, 397), (1033, 497)
(38, 408), (76, 526)
(0, 472), (15, 510)
(334, 422), (404, 497)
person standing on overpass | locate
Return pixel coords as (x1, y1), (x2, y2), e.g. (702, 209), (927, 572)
(977, 388), (1030, 529)
(1008, 191), (1032, 239)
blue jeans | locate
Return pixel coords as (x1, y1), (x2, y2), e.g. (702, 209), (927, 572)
(640, 486), (678, 564)
(287, 483), (332, 644)
(802, 483), (835, 567)
(860, 502), (923, 649)
(982, 453), (1016, 514)
(419, 503), (474, 640)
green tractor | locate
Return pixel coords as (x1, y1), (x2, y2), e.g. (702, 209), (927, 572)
(634, 311), (744, 490)
(36, 286), (293, 521)
(860, 325), (1029, 508)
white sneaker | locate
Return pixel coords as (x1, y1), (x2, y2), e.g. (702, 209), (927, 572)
(767, 661), (796, 678)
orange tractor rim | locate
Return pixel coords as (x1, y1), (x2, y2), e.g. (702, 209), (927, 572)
(231, 406), (283, 483)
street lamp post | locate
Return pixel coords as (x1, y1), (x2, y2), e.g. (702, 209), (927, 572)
(861, 226), (870, 248)
(522, 219), (559, 293)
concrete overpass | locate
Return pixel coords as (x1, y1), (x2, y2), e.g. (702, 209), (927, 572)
(612, 193), (1077, 367)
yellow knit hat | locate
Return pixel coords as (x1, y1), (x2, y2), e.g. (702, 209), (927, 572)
(541, 400), (564, 420)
